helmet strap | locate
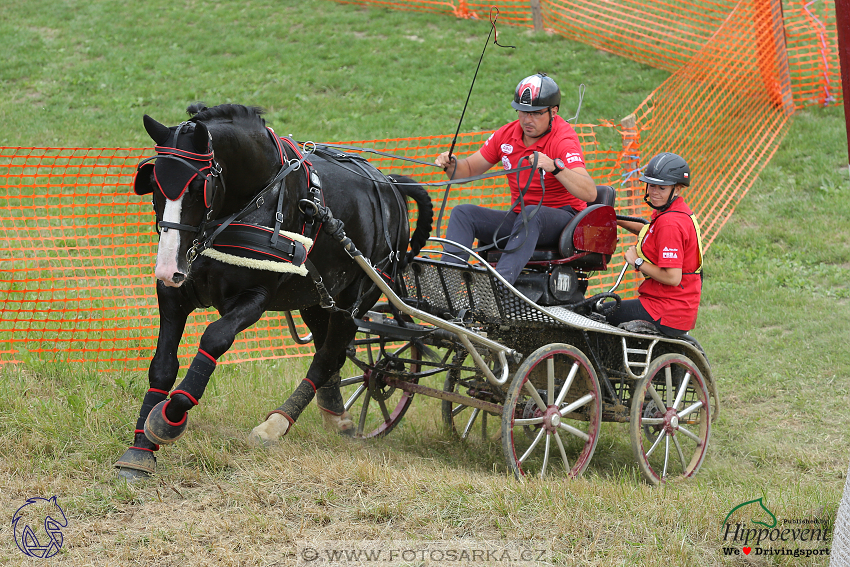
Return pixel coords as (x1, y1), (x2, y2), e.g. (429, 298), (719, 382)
(644, 190), (679, 212)
(541, 108), (555, 136)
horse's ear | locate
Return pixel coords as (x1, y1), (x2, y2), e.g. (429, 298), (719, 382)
(193, 121), (210, 151)
(143, 115), (171, 145)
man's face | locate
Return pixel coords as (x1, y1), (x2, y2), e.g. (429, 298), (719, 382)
(517, 108), (551, 139)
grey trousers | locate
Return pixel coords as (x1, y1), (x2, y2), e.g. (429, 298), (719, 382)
(441, 203), (576, 284)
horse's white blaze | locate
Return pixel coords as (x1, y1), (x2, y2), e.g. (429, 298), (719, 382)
(155, 196), (185, 286)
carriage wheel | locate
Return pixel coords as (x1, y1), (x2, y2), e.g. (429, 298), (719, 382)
(341, 336), (421, 439)
(629, 353), (711, 485)
(501, 344), (601, 479)
(441, 357), (502, 443)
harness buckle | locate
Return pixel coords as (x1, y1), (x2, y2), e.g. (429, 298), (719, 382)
(276, 212), (284, 223)
(299, 199), (319, 217)
(257, 196), (264, 208)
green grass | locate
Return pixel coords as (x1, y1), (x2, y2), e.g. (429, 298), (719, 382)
(1, 1), (849, 566)
(0, 0), (666, 147)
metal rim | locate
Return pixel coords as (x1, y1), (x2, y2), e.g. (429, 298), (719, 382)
(629, 353), (711, 485)
(501, 343), (601, 479)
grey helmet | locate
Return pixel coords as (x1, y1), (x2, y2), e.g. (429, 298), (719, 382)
(511, 73), (561, 112)
(639, 152), (690, 186)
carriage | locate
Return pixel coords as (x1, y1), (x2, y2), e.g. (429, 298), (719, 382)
(314, 188), (719, 485)
(116, 104), (718, 486)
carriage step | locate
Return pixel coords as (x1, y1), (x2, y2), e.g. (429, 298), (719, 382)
(621, 337), (659, 379)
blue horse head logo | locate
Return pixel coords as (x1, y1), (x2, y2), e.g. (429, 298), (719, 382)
(12, 496), (68, 558)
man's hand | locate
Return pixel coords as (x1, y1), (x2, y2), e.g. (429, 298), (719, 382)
(533, 152), (556, 173)
(435, 150), (494, 181)
(435, 151), (456, 171)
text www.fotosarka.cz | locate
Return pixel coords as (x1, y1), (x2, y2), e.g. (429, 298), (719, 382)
(296, 540), (552, 566)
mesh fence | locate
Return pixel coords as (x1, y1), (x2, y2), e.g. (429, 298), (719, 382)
(340, 0), (842, 109)
(0, 0), (839, 370)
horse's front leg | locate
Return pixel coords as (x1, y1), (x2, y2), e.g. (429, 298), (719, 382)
(142, 288), (270, 448)
(115, 282), (194, 479)
(250, 308), (358, 445)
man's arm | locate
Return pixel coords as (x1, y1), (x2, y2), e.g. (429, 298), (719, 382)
(552, 165), (598, 203)
(435, 150), (494, 180)
(532, 151), (597, 203)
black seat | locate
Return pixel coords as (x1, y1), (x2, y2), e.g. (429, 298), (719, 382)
(485, 185), (618, 306)
(486, 185), (617, 266)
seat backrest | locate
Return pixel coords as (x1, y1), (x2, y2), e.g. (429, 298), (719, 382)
(555, 185), (618, 270)
(593, 185), (615, 207)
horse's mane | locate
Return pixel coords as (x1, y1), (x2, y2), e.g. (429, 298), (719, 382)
(186, 103), (266, 127)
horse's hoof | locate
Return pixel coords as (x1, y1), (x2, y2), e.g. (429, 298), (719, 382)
(248, 413), (291, 447)
(144, 400), (187, 445)
(116, 467), (151, 482)
(114, 447), (156, 479)
(320, 409), (355, 436)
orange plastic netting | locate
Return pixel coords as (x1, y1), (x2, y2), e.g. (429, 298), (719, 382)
(340, 0), (842, 109)
(0, 0), (838, 369)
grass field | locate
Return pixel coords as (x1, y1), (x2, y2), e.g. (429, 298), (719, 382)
(1, 1), (849, 565)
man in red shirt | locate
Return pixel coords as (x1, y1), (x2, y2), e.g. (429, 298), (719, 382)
(610, 152), (703, 336)
(435, 73), (597, 284)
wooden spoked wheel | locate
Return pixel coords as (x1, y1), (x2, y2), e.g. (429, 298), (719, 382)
(629, 353), (711, 485)
(341, 332), (421, 439)
(441, 356), (503, 443)
(501, 344), (602, 479)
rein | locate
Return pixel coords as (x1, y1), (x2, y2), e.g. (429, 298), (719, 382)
(294, 140), (535, 187)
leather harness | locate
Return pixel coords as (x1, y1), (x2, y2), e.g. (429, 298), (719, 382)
(140, 125), (403, 314)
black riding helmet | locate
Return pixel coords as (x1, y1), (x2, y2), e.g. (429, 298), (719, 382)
(512, 73), (561, 137)
(640, 152), (690, 186)
(511, 73), (561, 111)
(640, 152), (690, 211)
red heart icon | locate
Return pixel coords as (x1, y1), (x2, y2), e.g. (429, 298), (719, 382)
(743, 547), (752, 555)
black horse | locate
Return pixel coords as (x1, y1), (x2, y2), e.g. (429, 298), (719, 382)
(115, 103), (432, 479)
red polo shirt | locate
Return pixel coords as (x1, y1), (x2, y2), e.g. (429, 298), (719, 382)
(638, 197), (702, 331)
(479, 115), (588, 213)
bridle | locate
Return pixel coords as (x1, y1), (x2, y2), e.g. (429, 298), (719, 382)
(136, 122), (312, 267)
(137, 121), (225, 238)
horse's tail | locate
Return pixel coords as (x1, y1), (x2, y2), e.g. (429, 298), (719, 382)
(393, 177), (433, 266)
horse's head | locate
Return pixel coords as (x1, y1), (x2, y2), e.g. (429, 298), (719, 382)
(134, 115), (226, 287)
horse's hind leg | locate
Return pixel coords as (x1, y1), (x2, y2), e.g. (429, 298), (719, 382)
(115, 284), (193, 479)
(142, 289), (271, 447)
(300, 307), (354, 434)
(250, 307), (357, 445)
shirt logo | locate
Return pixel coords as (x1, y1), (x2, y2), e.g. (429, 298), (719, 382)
(501, 156), (511, 170)
(501, 143), (513, 154)
(663, 252), (679, 258)
(565, 152), (582, 164)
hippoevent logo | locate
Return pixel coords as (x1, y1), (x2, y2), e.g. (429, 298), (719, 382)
(721, 497), (831, 559)
(11, 496), (68, 559)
